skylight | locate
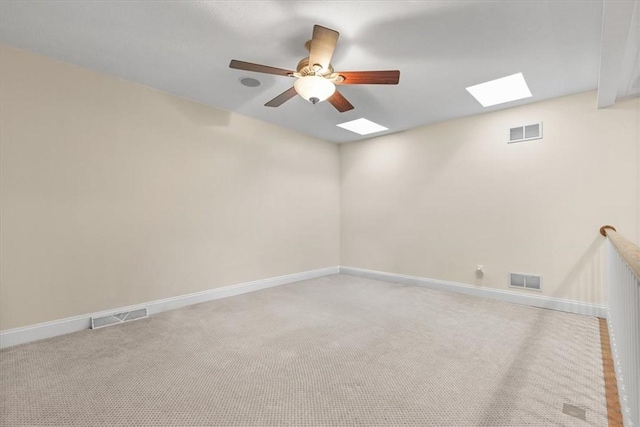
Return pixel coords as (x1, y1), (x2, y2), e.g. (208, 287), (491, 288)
(466, 73), (532, 107)
(337, 118), (388, 135)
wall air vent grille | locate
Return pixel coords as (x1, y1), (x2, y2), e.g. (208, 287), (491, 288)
(509, 122), (542, 143)
(509, 273), (542, 291)
(91, 308), (148, 329)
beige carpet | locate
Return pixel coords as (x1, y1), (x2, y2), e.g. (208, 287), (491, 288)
(1, 274), (607, 426)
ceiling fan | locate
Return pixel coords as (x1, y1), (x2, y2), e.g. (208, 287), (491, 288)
(229, 25), (400, 112)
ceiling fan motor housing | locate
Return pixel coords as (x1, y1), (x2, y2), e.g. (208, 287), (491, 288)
(296, 57), (334, 77)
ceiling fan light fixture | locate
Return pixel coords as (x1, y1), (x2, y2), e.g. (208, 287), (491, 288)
(294, 76), (335, 104)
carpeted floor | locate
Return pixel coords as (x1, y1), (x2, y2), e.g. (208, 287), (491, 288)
(0, 274), (607, 426)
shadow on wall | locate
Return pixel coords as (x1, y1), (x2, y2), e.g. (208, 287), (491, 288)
(559, 237), (606, 305)
(161, 92), (232, 127)
(469, 237), (605, 297)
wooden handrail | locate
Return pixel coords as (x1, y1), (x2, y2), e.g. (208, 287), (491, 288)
(600, 225), (640, 280)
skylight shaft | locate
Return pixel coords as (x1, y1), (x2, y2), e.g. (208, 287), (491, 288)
(337, 118), (388, 135)
(466, 73), (532, 107)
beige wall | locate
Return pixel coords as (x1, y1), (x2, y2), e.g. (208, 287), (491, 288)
(2, 44), (639, 331)
(0, 45), (340, 330)
(341, 91), (640, 304)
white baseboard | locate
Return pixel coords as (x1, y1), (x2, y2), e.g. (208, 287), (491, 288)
(1, 265), (605, 349)
(340, 266), (607, 318)
(0, 266), (340, 349)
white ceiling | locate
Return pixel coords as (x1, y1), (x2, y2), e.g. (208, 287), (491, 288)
(0, 1), (635, 143)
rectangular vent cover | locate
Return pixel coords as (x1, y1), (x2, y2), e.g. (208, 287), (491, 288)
(562, 403), (586, 420)
(509, 273), (542, 291)
(509, 122), (542, 143)
(91, 308), (148, 329)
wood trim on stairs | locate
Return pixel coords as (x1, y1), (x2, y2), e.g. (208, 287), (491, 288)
(599, 318), (623, 427)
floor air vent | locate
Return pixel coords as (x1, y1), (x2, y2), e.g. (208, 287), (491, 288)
(562, 403), (586, 420)
(509, 273), (542, 291)
(509, 122), (542, 143)
(91, 308), (148, 329)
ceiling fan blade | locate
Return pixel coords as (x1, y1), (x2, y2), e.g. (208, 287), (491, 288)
(336, 70), (400, 85)
(265, 87), (298, 107)
(229, 60), (294, 77)
(327, 90), (354, 113)
(308, 25), (339, 72)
